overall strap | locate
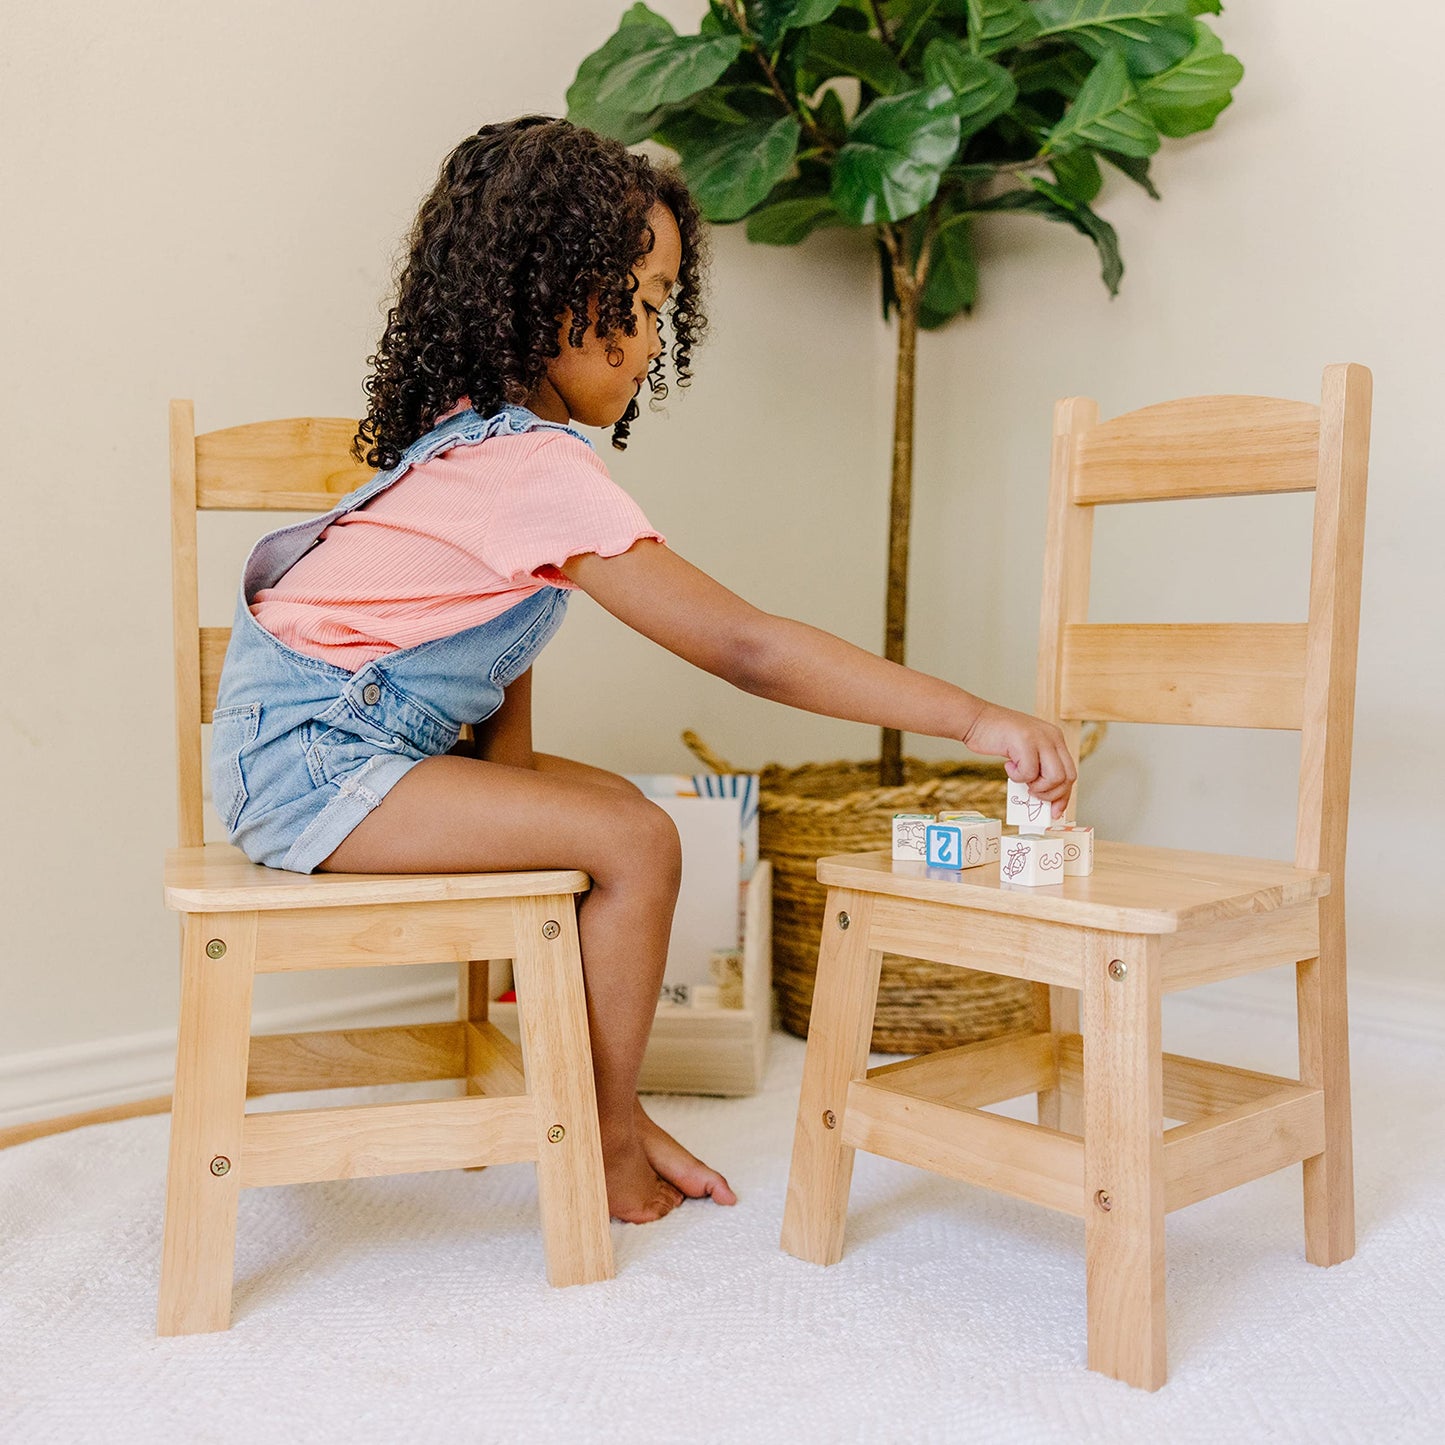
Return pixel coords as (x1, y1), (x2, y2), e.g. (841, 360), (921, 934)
(241, 405), (595, 595)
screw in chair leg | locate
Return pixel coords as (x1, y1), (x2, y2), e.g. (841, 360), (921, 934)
(157, 912), (256, 1336)
(781, 890), (884, 1267)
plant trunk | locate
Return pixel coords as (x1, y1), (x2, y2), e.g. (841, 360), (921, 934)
(879, 267), (919, 788)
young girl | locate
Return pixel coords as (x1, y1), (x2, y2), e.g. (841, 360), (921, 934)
(211, 116), (1076, 1227)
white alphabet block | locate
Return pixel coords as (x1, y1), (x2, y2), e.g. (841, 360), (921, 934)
(937, 811), (1002, 861)
(892, 812), (935, 861)
(1048, 822), (1094, 876)
(1006, 777), (1055, 834)
(925, 819), (993, 870)
(999, 833), (1066, 886)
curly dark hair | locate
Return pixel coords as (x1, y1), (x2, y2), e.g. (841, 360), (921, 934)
(355, 116), (708, 468)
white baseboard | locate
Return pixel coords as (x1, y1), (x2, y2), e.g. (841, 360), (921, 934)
(0, 980), (457, 1132)
(3, 969), (1441, 1135)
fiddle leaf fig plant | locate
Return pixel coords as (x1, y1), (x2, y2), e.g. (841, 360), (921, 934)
(568, 0), (1243, 786)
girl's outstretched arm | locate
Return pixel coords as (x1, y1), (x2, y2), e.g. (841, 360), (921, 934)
(561, 540), (1075, 811)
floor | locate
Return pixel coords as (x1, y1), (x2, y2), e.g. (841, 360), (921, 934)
(1, 984), (1442, 1444)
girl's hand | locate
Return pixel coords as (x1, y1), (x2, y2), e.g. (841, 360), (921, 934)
(962, 703), (1077, 820)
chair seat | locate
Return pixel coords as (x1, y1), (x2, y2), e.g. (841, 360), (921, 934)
(817, 840), (1328, 934)
(165, 844), (591, 913)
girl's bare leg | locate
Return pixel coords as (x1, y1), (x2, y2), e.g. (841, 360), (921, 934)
(316, 754), (734, 1220)
(531, 754), (737, 1204)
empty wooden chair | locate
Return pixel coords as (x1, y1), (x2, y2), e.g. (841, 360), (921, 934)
(781, 365), (1370, 1390)
(159, 401), (613, 1335)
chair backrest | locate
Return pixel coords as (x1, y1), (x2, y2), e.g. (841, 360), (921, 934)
(169, 400), (374, 848)
(1035, 365), (1371, 882)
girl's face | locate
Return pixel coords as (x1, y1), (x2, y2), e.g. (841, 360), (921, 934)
(529, 200), (682, 429)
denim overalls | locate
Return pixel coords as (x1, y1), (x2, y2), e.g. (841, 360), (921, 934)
(209, 404), (591, 874)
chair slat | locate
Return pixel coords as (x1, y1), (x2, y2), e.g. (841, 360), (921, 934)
(196, 418), (372, 511)
(239, 1094), (539, 1186)
(1073, 396), (1320, 504)
(1163, 1086), (1325, 1212)
(1060, 623), (1307, 730)
(200, 627), (229, 723)
(246, 1022), (467, 1096)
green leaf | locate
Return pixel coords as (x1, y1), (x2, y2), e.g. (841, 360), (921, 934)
(830, 84), (962, 223)
(814, 84), (848, 138)
(1188, 0), (1222, 13)
(1029, 178), (1123, 292)
(1049, 148), (1103, 203)
(920, 212), (977, 319)
(595, 31), (744, 113)
(1031, 0), (1197, 76)
(1098, 147), (1160, 197)
(677, 115), (803, 222)
(921, 39), (1017, 139)
(686, 89), (756, 125)
(964, 0), (1040, 57)
(1013, 51), (1093, 97)
(802, 24), (910, 94)
(1045, 50), (1160, 157)
(978, 182), (1124, 294)
(746, 0), (846, 48)
(746, 193), (845, 243)
(620, 1), (674, 32)
(1136, 23), (1242, 136)
(565, 6), (678, 143)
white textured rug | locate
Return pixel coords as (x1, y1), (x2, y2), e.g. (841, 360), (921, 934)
(2, 989), (1443, 1444)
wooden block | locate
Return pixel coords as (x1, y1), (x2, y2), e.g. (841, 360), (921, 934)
(924, 818), (992, 869)
(1048, 823), (1095, 876)
(892, 812), (935, 861)
(938, 811), (1001, 861)
(999, 833), (1066, 886)
(1006, 777), (1054, 834)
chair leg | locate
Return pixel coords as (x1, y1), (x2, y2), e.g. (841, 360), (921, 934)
(509, 896), (613, 1288)
(781, 889), (884, 1267)
(1082, 933), (1166, 1391)
(157, 912), (257, 1336)
(1035, 984), (1083, 1133)
(1297, 898), (1355, 1265)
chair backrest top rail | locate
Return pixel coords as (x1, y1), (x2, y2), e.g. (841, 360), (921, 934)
(195, 416), (373, 511)
(1073, 395), (1321, 505)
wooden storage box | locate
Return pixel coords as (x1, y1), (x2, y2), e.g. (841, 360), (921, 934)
(486, 859), (773, 1096)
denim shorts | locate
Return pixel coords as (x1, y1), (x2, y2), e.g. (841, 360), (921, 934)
(208, 405), (584, 873)
(211, 582), (570, 873)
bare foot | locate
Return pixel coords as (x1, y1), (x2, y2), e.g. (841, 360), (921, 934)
(636, 1102), (738, 1205)
(603, 1133), (684, 1223)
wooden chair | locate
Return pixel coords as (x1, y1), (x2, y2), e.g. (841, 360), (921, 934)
(159, 401), (613, 1335)
(780, 365), (1371, 1390)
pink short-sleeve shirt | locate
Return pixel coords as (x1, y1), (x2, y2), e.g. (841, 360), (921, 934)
(250, 428), (664, 671)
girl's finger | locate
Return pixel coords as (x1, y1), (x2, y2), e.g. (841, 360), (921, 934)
(1008, 739), (1041, 786)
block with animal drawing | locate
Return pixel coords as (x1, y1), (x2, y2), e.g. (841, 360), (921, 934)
(998, 832), (1066, 886)
(891, 812), (935, 861)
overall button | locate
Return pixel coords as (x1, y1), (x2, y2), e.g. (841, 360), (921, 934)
(361, 683), (382, 706)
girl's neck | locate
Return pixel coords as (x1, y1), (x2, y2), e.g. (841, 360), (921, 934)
(523, 379), (570, 426)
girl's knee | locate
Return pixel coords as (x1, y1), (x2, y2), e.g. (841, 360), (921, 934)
(603, 797), (682, 886)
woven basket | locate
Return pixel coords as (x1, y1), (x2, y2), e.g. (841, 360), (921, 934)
(683, 726), (1102, 1054)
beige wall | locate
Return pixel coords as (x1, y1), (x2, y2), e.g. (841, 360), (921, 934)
(2, 2), (1439, 1090)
